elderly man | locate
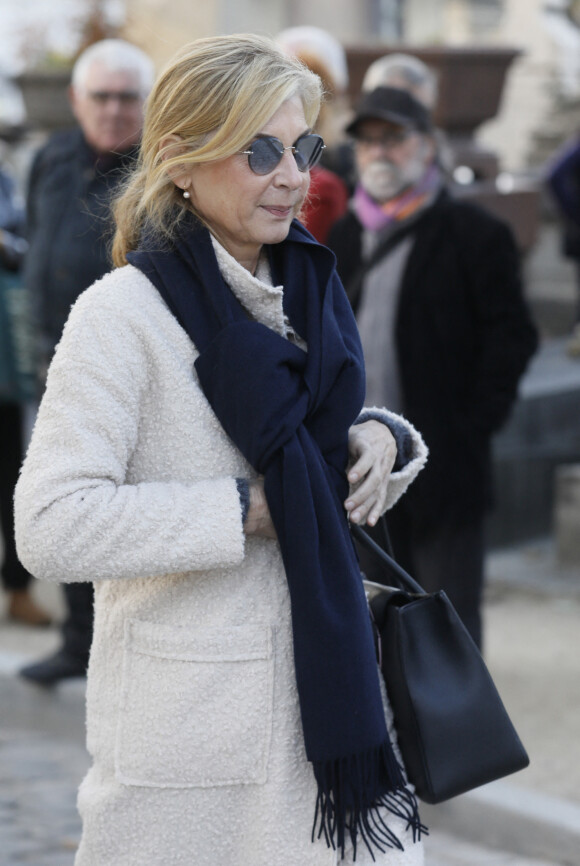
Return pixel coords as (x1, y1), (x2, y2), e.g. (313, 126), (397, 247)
(327, 81), (538, 648)
(20, 39), (154, 685)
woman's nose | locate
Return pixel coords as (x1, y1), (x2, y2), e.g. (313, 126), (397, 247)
(274, 148), (303, 187)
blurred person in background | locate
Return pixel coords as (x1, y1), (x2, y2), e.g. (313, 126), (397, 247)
(546, 133), (580, 355)
(361, 52), (455, 176)
(276, 26), (349, 243)
(0, 160), (51, 626)
(327, 61), (538, 649)
(19, 38), (154, 685)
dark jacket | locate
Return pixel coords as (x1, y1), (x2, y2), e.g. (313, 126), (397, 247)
(327, 190), (538, 527)
(0, 167), (26, 271)
(546, 136), (580, 260)
(23, 128), (137, 371)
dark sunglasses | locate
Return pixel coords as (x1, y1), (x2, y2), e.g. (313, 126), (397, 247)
(240, 133), (325, 175)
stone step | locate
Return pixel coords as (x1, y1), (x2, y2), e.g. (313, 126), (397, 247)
(554, 463), (580, 565)
(487, 338), (580, 548)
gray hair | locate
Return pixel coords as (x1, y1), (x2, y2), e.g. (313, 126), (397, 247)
(362, 53), (438, 109)
(72, 39), (155, 96)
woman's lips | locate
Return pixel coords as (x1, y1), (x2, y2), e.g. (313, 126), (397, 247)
(262, 205), (294, 218)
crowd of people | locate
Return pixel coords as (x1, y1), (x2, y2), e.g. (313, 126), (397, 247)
(0, 23), (553, 865)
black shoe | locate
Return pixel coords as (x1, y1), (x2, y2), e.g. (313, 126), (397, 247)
(19, 649), (88, 686)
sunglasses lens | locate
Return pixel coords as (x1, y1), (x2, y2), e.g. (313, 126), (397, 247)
(245, 134), (325, 174)
(247, 138), (283, 175)
(294, 135), (324, 171)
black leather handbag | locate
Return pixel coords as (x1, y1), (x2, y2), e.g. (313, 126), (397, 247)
(352, 523), (530, 804)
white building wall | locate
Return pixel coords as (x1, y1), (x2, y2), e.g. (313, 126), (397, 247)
(405, 0), (464, 44)
(284, 0), (372, 42)
(398, 0), (565, 171)
(473, 0), (560, 172)
(125, 0), (372, 70)
(124, 0), (219, 70)
(215, 0), (287, 37)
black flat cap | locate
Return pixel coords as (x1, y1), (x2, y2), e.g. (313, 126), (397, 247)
(346, 86), (433, 136)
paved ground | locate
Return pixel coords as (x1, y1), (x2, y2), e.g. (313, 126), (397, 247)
(1, 538), (579, 866)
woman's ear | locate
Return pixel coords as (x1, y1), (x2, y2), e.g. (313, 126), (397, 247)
(159, 134), (191, 193)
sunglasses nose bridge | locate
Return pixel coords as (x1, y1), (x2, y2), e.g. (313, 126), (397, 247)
(274, 145), (304, 183)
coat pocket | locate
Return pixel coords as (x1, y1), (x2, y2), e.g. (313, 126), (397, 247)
(115, 618), (274, 788)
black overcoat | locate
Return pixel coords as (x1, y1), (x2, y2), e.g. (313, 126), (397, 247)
(327, 190), (538, 528)
(23, 128), (137, 370)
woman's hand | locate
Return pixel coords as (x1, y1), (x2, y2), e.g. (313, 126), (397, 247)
(243, 480), (277, 539)
(345, 420), (398, 526)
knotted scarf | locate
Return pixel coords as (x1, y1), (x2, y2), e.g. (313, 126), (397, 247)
(354, 165), (441, 233)
(127, 214), (423, 858)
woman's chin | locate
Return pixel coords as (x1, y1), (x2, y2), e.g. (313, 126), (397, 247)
(258, 220), (295, 246)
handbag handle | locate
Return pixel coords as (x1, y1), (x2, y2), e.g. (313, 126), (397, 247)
(351, 523), (425, 596)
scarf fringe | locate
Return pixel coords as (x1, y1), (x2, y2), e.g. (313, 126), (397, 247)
(312, 742), (427, 861)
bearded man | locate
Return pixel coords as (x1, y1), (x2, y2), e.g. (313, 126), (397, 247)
(328, 84), (538, 648)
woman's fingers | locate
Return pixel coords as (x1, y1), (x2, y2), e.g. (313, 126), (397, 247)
(244, 480), (277, 538)
(345, 420), (397, 525)
(345, 476), (387, 524)
(347, 449), (375, 485)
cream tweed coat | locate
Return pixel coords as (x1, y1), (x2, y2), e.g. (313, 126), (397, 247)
(15, 242), (428, 866)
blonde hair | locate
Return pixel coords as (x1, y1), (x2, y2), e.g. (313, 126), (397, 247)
(112, 33), (322, 266)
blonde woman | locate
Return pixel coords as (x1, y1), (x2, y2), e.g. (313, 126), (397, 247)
(15, 34), (427, 865)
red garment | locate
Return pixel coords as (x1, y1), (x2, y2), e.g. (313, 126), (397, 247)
(301, 165), (348, 244)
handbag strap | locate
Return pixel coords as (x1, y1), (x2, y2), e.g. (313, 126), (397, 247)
(351, 523), (425, 595)
(377, 513), (395, 558)
(346, 220), (419, 311)
(345, 201), (437, 311)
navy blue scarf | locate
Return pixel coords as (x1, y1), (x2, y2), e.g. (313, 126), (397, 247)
(127, 215), (422, 858)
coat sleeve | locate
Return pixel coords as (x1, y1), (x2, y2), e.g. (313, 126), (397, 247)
(14, 286), (246, 584)
(353, 406), (428, 511)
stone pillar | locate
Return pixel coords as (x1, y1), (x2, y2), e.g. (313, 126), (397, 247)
(554, 464), (580, 565)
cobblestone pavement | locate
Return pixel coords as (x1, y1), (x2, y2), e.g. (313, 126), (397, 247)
(1, 558), (578, 865)
(1, 728), (88, 865)
(0, 714), (568, 866)
(425, 832), (568, 866)
(0, 669), (574, 866)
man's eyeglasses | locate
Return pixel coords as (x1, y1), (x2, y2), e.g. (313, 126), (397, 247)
(87, 91), (141, 106)
(355, 129), (415, 149)
(240, 133), (325, 175)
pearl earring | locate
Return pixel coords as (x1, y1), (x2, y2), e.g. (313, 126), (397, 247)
(182, 189), (190, 199)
